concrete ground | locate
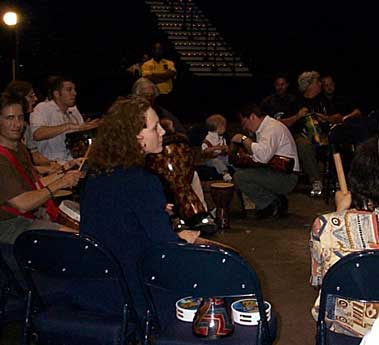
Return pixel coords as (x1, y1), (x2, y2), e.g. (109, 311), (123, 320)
(205, 184), (334, 345)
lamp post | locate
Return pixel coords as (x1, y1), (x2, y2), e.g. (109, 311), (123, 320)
(3, 11), (19, 80)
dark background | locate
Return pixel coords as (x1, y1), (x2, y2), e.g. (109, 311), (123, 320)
(0, 1), (378, 121)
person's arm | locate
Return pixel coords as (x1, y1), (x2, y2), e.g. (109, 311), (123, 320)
(231, 134), (253, 155)
(342, 108), (362, 122)
(38, 159), (82, 185)
(146, 70), (176, 84)
(131, 173), (200, 244)
(7, 171), (81, 213)
(232, 127), (279, 164)
(132, 173), (181, 242)
(34, 164), (59, 175)
(335, 190), (352, 212)
(201, 142), (225, 158)
(33, 122), (73, 141)
(310, 216), (324, 287)
(280, 107), (309, 127)
(31, 150), (55, 166)
(33, 120), (100, 141)
(142, 60), (176, 83)
(315, 112), (343, 124)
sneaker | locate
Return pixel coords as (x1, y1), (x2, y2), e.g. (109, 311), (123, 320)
(223, 172), (233, 182)
(310, 180), (323, 197)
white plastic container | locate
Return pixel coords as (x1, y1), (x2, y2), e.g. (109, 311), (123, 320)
(175, 296), (203, 322)
(231, 298), (271, 326)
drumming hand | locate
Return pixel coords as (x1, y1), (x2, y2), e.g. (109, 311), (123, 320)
(84, 118), (102, 127)
(335, 190), (352, 212)
(62, 158), (81, 172)
(221, 145), (229, 154)
(296, 107), (309, 120)
(177, 230), (201, 244)
(46, 161), (62, 174)
(59, 170), (81, 189)
(231, 134), (243, 144)
(315, 113), (329, 122)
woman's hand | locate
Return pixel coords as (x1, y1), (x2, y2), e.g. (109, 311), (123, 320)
(177, 230), (201, 244)
(335, 191), (352, 212)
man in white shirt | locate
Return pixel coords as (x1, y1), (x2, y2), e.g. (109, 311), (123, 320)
(30, 76), (99, 162)
(231, 103), (299, 218)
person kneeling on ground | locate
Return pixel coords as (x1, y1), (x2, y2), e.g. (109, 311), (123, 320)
(231, 103), (299, 218)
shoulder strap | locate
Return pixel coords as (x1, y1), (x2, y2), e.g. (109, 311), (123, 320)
(0, 145), (36, 189)
(0, 145), (58, 221)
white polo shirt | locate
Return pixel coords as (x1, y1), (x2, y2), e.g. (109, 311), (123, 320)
(30, 100), (83, 162)
(250, 116), (300, 172)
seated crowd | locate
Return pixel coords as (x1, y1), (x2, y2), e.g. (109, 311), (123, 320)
(0, 66), (378, 343)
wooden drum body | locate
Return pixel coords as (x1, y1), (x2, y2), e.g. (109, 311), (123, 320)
(210, 182), (235, 230)
(145, 134), (209, 228)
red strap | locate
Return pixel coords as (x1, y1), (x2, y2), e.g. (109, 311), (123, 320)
(0, 145), (59, 221)
(1, 205), (35, 219)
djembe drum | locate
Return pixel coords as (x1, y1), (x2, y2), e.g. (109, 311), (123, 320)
(145, 134), (213, 231)
(193, 297), (234, 339)
(210, 182), (235, 230)
(56, 200), (80, 231)
(65, 127), (97, 159)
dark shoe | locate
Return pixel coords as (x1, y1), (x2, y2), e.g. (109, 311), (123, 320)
(255, 196), (287, 219)
(254, 201), (280, 219)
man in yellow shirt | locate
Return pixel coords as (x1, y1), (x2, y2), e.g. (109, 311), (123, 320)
(142, 42), (176, 95)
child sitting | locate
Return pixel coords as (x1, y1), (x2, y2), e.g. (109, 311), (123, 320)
(201, 114), (233, 182)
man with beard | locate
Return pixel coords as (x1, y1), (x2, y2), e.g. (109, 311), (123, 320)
(260, 74), (297, 120)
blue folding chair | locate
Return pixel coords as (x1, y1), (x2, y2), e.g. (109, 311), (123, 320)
(316, 250), (379, 345)
(0, 251), (26, 328)
(14, 230), (139, 345)
(139, 242), (276, 345)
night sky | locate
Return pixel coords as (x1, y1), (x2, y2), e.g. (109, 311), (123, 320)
(1, 1), (378, 116)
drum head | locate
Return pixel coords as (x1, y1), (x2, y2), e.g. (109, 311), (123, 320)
(58, 200), (80, 222)
(210, 182), (234, 189)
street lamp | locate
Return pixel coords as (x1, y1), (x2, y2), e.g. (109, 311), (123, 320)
(3, 11), (19, 80)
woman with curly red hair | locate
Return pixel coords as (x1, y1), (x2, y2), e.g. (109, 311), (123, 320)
(80, 95), (199, 325)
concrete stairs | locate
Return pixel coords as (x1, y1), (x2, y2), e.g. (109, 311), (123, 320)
(144, 0), (252, 77)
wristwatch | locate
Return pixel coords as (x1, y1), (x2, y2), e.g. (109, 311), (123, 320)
(241, 135), (248, 144)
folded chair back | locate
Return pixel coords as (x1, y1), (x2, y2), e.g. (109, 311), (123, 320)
(139, 242), (275, 345)
(317, 250), (379, 345)
(14, 229), (137, 345)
